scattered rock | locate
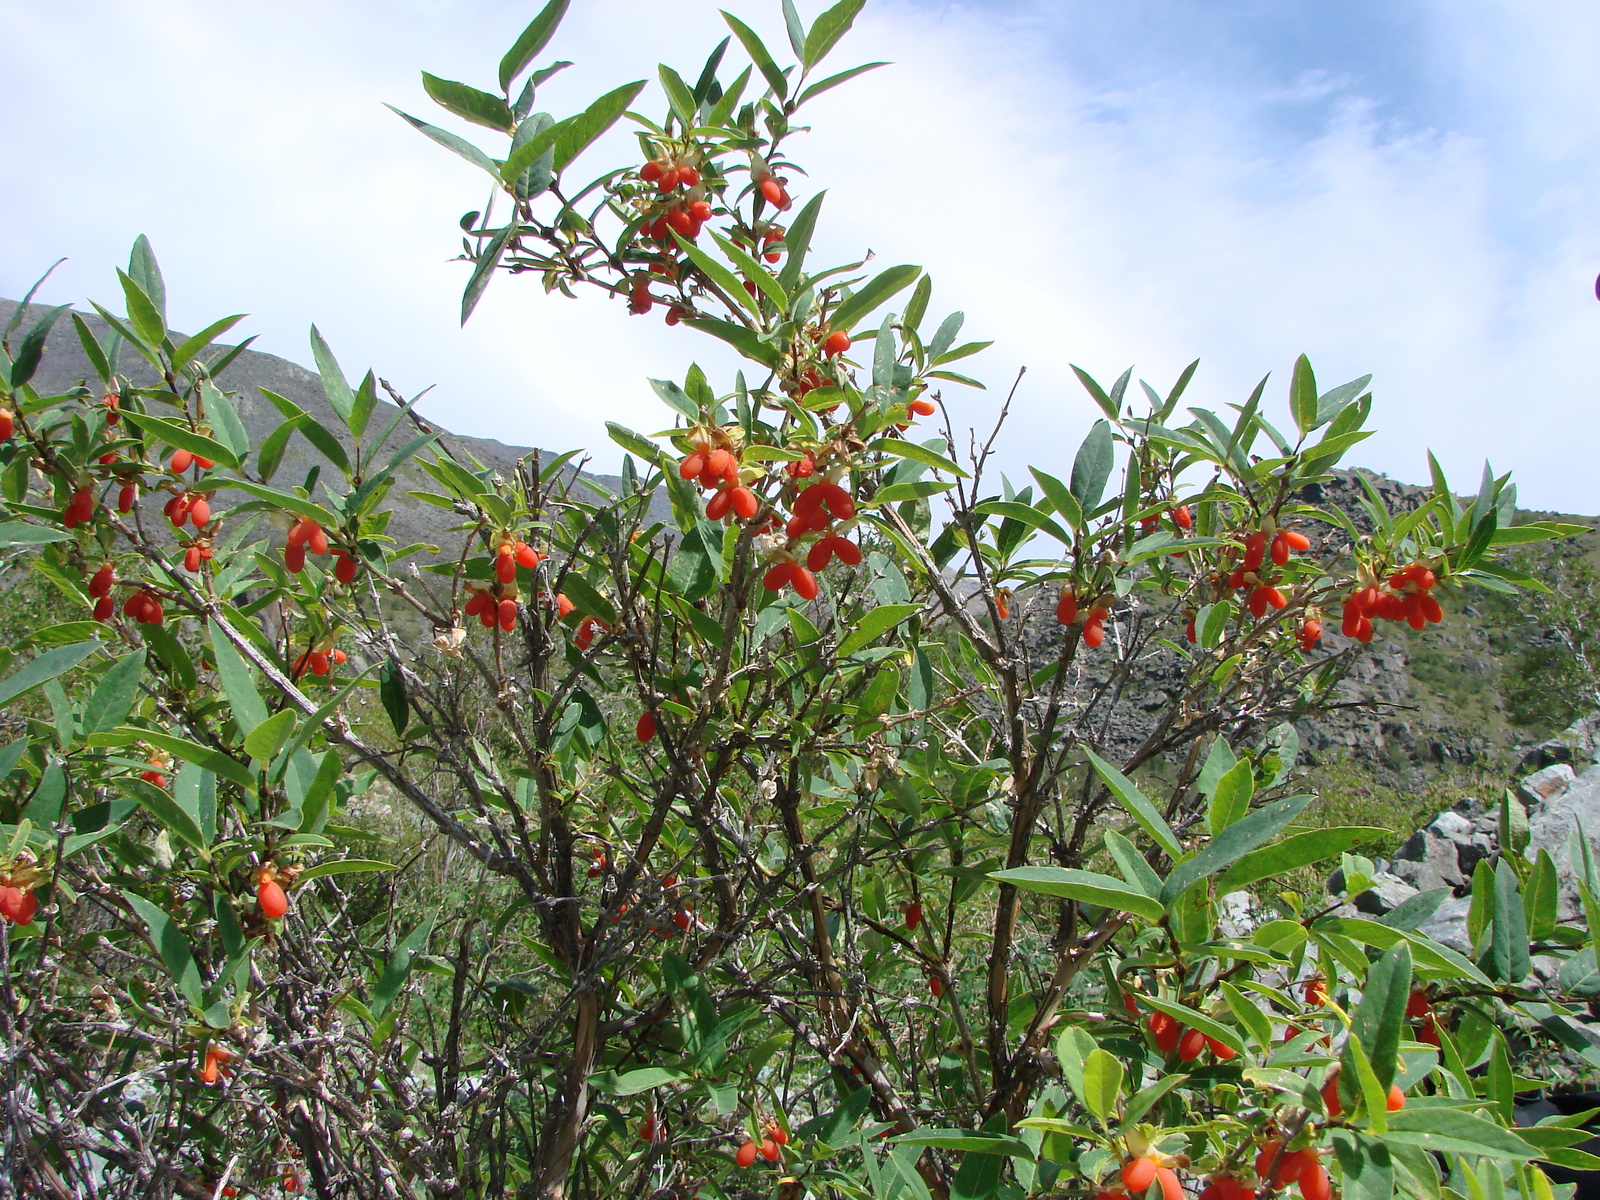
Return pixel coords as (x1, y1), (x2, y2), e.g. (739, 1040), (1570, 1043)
(1352, 871), (1420, 916)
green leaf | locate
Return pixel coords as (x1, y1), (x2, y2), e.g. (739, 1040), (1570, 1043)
(116, 269), (165, 346)
(0, 641), (101, 707)
(1140, 995), (1244, 1054)
(461, 223), (512, 325)
(553, 80), (647, 172)
(1070, 420), (1114, 511)
(386, 105), (503, 180)
(971, 501), (1071, 545)
(830, 265), (921, 335)
(796, 61), (887, 106)
(124, 891), (204, 1007)
(890, 1131), (1034, 1159)
(1350, 942), (1411, 1092)
(1083, 749), (1181, 860)
(680, 316), (782, 369)
(1290, 354), (1319, 435)
(721, 11), (788, 100)
(498, 0), (571, 92)
(202, 382), (250, 461)
(244, 709), (297, 764)
(294, 859), (397, 883)
(836, 603), (920, 658)
(221, 478), (340, 528)
(1029, 467), (1084, 531)
(123, 411), (240, 470)
(870, 437), (969, 478)
(371, 917), (434, 1017)
(674, 232), (759, 317)
(421, 72), (514, 131)
(133, 730), (256, 793)
(1330, 1130), (1395, 1200)
(171, 314), (246, 372)
(379, 658), (409, 736)
(1490, 857), (1530, 982)
(1104, 829), (1162, 898)
(989, 867), (1164, 923)
(128, 234), (166, 322)
(1208, 759), (1253, 833)
(1081, 1049), (1124, 1122)
(1055, 1026), (1097, 1110)
(10, 303), (70, 388)
(208, 623), (270, 734)
(1213, 827), (1390, 894)
(803, 0), (867, 68)
(309, 325), (355, 424)
(0, 523), (71, 546)
(120, 777), (209, 854)
(1379, 1108), (1536, 1160)
(602, 1067), (689, 1096)
(83, 650), (146, 737)
(1527, 849), (1559, 941)
(1161, 793), (1313, 905)
(872, 480), (955, 504)
(1222, 981), (1275, 1049)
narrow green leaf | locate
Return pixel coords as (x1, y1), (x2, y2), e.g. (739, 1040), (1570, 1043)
(553, 80), (647, 172)
(123, 411), (239, 470)
(1083, 749), (1181, 860)
(1222, 981), (1275, 1049)
(201, 381), (250, 462)
(124, 890), (204, 1007)
(1161, 793), (1313, 905)
(208, 623), (269, 734)
(244, 709), (297, 764)
(1140, 995), (1244, 1054)
(989, 867), (1164, 923)
(803, 0), (867, 68)
(1029, 467), (1084, 530)
(830, 265), (921, 335)
(0, 523), (71, 546)
(1290, 354), (1319, 435)
(83, 650), (146, 736)
(1213, 827), (1390, 894)
(133, 730), (256, 792)
(294, 859), (397, 883)
(1379, 1108), (1536, 1160)
(1208, 759), (1253, 833)
(387, 105), (503, 179)
(871, 437), (968, 477)
(1070, 420), (1114, 510)
(680, 316), (781, 369)
(371, 917), (434, 1017)
(1350, 942), (1411, 1092)
(1104, 830), (1162, 898)
(836, 603), (920, 658)
(120, 777), (208, 853)
(379, 658), (409, 736)
(498, 0), (571, 92)
(308, 325), (354, 423)
(722, 11), (789, 100)
(10, 304), (70, 388)
(1490, 858), (1530, 982)
(0, 641), (101, 707)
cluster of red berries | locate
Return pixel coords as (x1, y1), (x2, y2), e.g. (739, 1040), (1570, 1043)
(492, 537), (543, 582)
(284, 519), (329, 573)
(140, 752), (170, 788)
(1225, 527), (1312, 619)
(1056, 590), (1111, 649)
(755, 172), (791, 210)
(1340, 563), (1442, 642)
(1406, 987), (1440, 1046)
(168, 448), (214, 475)
(734, 1120), (788, 1167)
(464, 585), (519, 632)
(1141, 1005), (1236, 1063)
(292, 645), (347, 678)
(764, 479), (861, 599)
(122, 588), (165, 626)
(678, 434), (761, 522)
(62, 486), (95, 529)
(86, 561), (116, 621)
(165, 491), (213, 530)
(1112, 1157), (1184, 1200)
(1139, 505), (1193, 534)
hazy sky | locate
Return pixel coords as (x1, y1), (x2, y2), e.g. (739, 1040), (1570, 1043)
(2, 0), (1597, 512)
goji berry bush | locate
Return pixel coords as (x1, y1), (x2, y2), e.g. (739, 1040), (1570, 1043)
(0, 3), (1594, 1199)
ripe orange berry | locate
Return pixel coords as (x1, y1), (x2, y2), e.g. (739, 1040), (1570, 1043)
(1405, 988), (1431, 1018)
(1299, 1164), (1332, 1200)
(736, 1140), (758, 1168)
(1155, 1167), (1184, 1200)
(905, 902), (922, 931)
(1178, 1028), (1206, 1061)
(258, 876), (288, 920)
(498, 598), (518, 632)
(1122, 1156), (1158, 1193)
(823, 330), (851, 357)
(1321, 1070), (1342, 1118)
(0, 886), (37, 926)
(929, 975), (943, 999)
(1386, 1084), (1405, 1111)
(760, 1138), (780, 1162)
(636, 711), (656, 743)
(1204, 1035), (1236, 1060)
(910, 397), (936, 416)
(0, 410), (13, 439)
(1056, 590), (1078, 626)
(170, 449), (194, 473)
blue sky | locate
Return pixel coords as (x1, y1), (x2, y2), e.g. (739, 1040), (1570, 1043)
(1, 0), (1596, 511)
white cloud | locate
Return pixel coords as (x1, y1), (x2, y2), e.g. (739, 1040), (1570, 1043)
(1, 0), (1596, 510)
